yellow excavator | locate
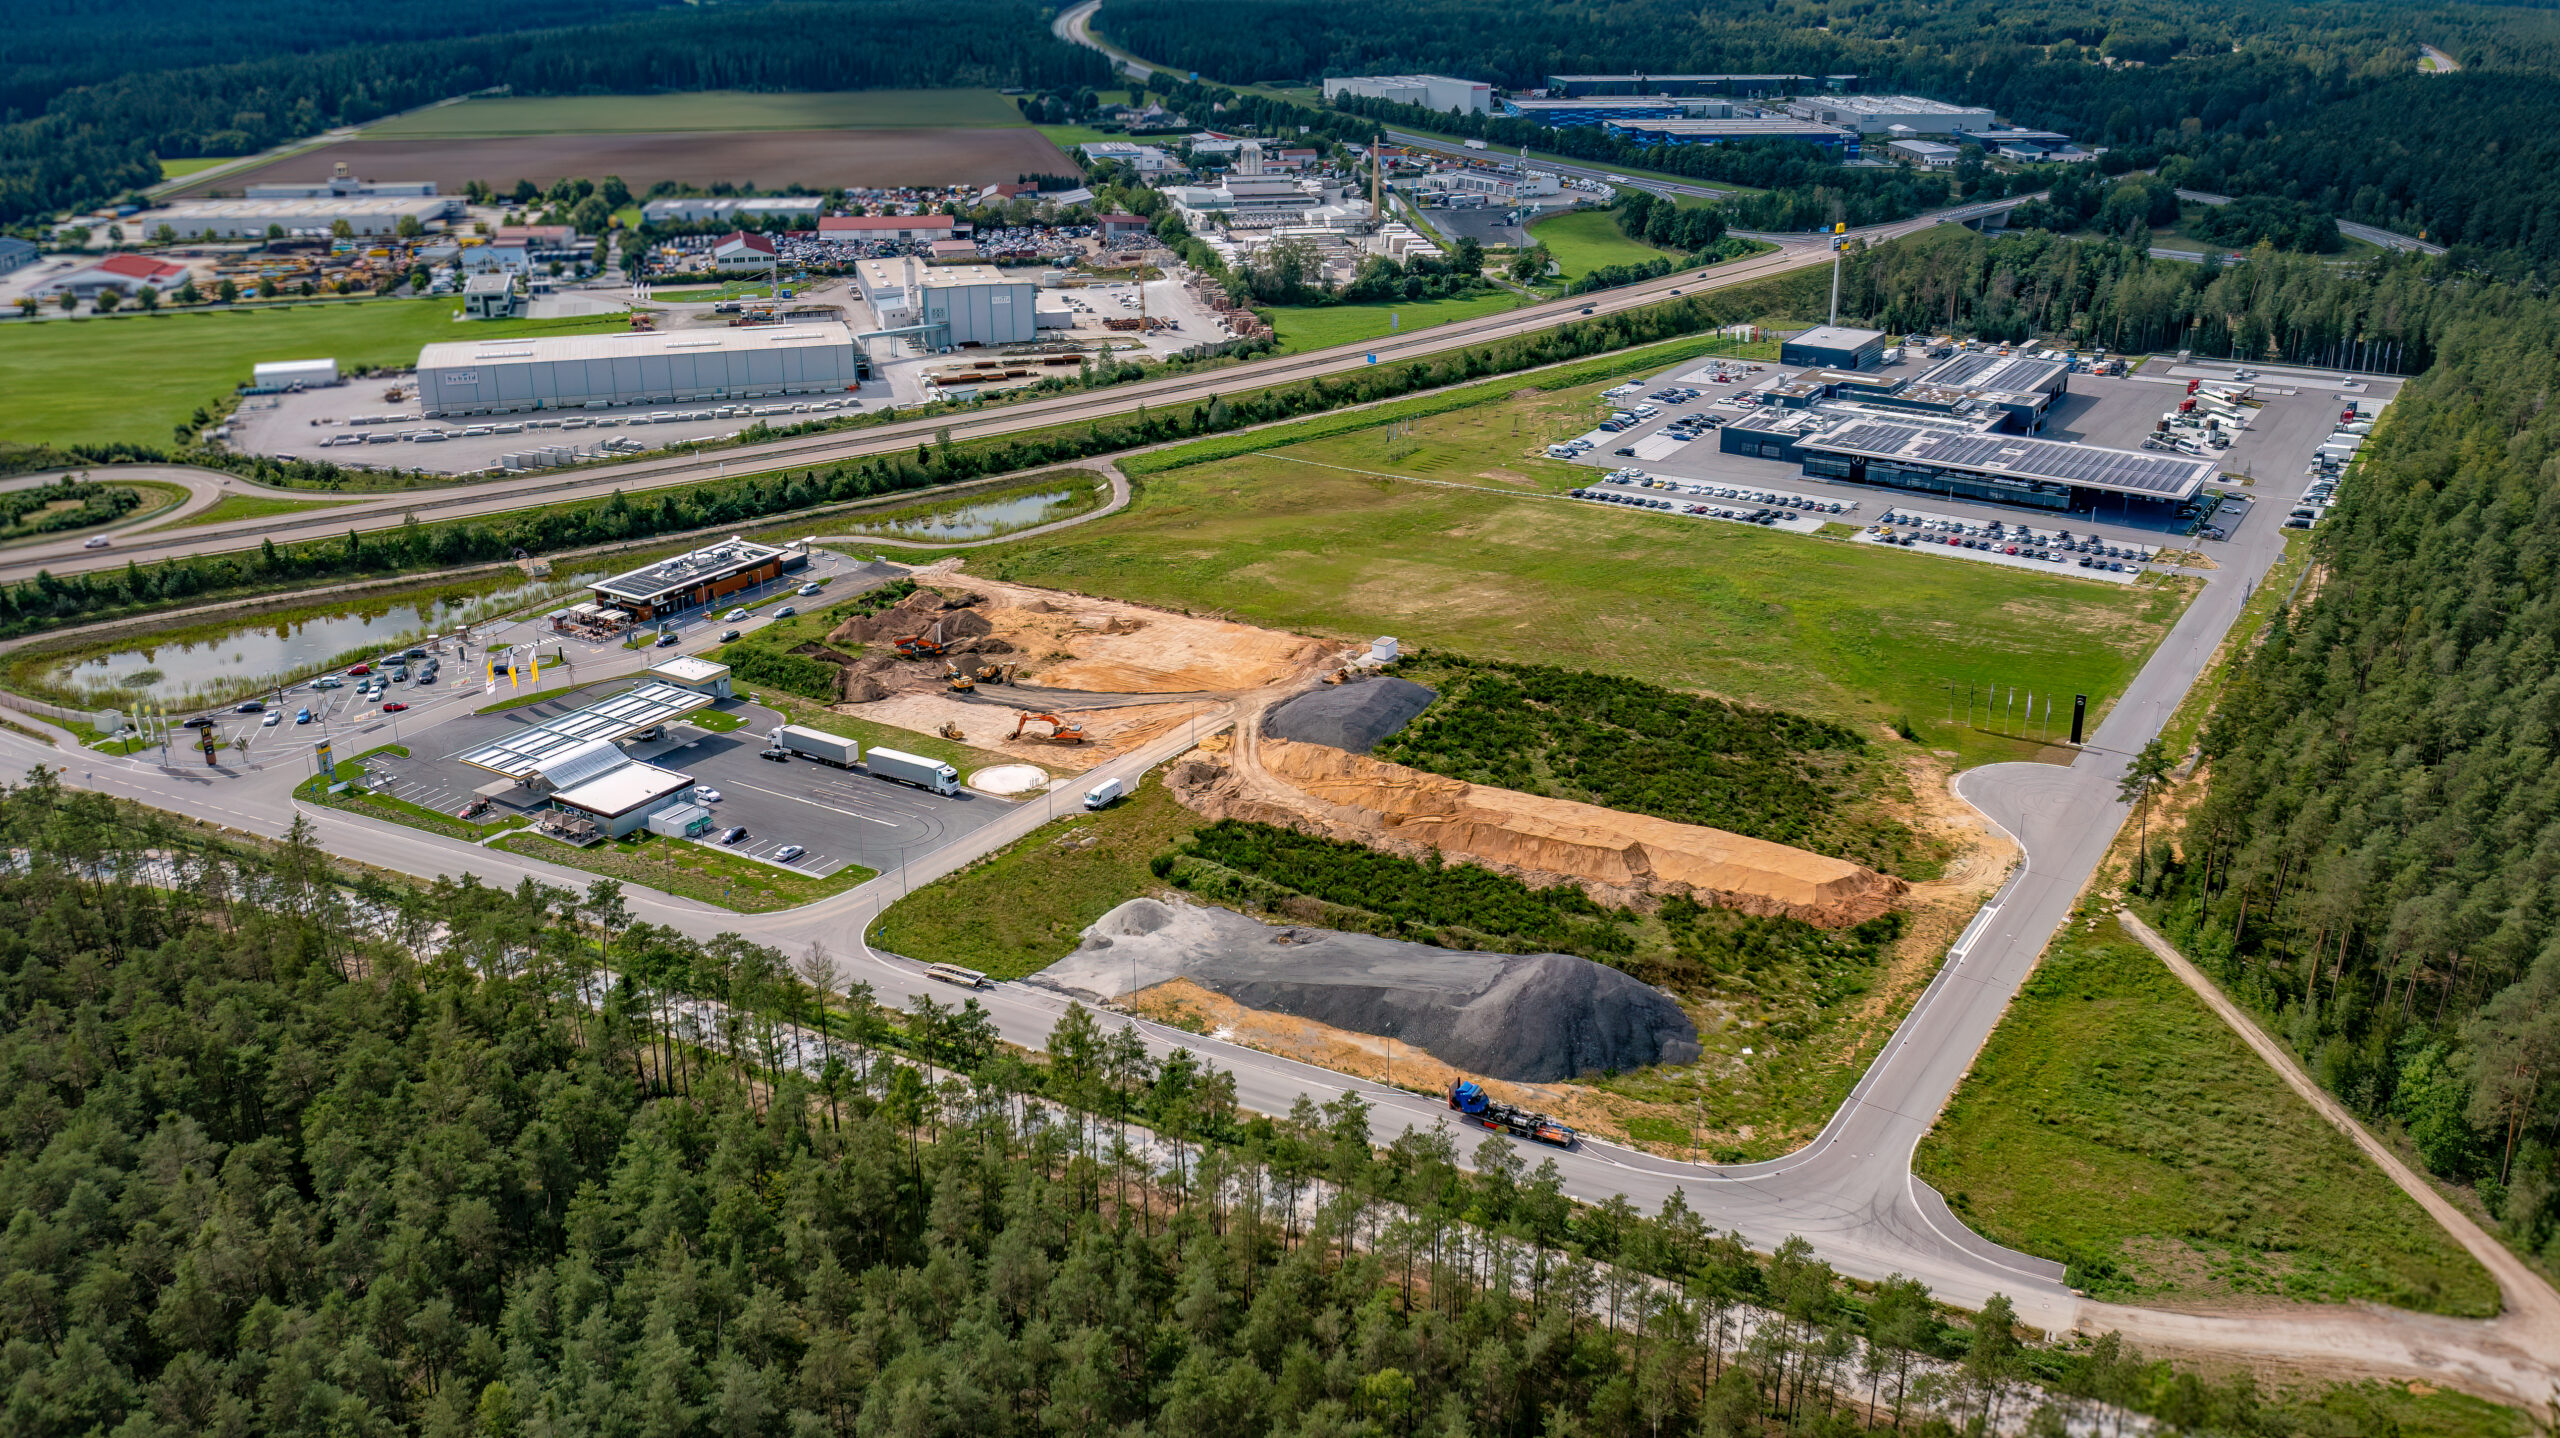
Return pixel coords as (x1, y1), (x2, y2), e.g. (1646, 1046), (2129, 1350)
(945, 662), (975, 693)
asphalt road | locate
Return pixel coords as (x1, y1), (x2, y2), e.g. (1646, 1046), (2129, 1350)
(2174, 188), (2446, 257)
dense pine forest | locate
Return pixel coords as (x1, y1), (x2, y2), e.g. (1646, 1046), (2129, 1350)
(0, 776), (2471, 1438)
(2140, 266), (2560, 1270)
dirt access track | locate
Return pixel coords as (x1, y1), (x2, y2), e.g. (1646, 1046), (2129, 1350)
(171, 130), (1076, 197)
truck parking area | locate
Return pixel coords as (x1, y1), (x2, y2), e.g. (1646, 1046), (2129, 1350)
(362, 692), (1015, 879)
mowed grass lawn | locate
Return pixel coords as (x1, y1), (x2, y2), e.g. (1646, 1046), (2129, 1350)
(0, 301), (632, 449)
(1531, 208), (1679, 278)
(1258, 289), (1528, 354)
(365, 89), (1028, 137)
(155, 156), (239, 180)
(1914, 916), (2499, 1317)
(166, 491), (344, 529)
(971, 383), (2188, 768)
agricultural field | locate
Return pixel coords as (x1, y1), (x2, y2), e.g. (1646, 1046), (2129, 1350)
(974, 377), (2191, 770)
(360, 89), (1029, 137)
(0, 301), (632, 450)
(1256, 289), (1528, 354)
(1530, 208), (1680, 278)
(154, 156), (239, 180)
(174, 128), (1073, 198)
(1913, 916), (2500, 1316)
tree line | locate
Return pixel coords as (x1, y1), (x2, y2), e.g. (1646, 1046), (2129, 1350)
(0, 773), (2441, 1438)
(2145, 260), (2560, 1272)
(0, 0), (1114, 226)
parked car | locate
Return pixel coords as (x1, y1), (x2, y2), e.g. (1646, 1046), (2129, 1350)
(312, 676), (344, 690)
(772, 605), (796, 619)
(381, 702), (408, 713)
(181, 716), (215, 730)
(724, 608), (749, 621)
(691, 786), (722, 803)
(347, 664), (371, 676)
(719, 826), (748, 844)
(774, 844), (806, 864)
(295, 708), (312, 724)
(262, 712), (281, 726)
(656, 632), (681, 647)
(237, 701), (265, 713)
(797, 582), (822, 596)
(720, 629), (741, 642)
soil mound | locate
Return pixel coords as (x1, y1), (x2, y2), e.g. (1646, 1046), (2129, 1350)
(1037, 899), (1701, 1082)
(1264, 677), (1436, 754)
(1171, 740), (1905, 926)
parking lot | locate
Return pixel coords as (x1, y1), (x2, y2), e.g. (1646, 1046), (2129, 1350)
(1551, 351), (2400, 563)
(364, 689), (1018, 879)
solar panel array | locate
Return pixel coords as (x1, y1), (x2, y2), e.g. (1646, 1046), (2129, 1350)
(1802, 420), (2212, 498)
(459, 682), (716, 778)
(1917, 352), (2069, 394)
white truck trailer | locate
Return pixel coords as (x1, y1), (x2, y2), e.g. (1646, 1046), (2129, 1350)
(772, 724), (860, 767)
(865, 746), (960, 795)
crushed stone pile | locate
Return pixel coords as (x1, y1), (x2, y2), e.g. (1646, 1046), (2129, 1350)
(1263, 677), (1437, 754)
(1034, 898), (1701, 1082)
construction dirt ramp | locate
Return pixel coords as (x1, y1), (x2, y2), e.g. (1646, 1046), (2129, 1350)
(1172, 739), (1906, 927)
(1034, 898), (1701, 1083)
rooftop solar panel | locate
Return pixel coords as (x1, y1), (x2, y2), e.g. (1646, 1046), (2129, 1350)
(459, 682), (717, 778)
(1799, 420), (2212, 500)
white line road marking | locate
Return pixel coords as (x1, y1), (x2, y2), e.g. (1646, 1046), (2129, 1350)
(731, 779), (898, 826)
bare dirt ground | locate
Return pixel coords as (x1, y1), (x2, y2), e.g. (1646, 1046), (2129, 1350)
(949, 574), (1336, 693)
(173, 129), (1076, 196)
(853, 691), (1217, 767)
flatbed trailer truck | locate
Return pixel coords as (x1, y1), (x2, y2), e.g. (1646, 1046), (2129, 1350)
(1447, 1081), (1577, 1148)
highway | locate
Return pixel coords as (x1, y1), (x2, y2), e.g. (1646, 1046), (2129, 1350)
(2174, 187), (2446, 257)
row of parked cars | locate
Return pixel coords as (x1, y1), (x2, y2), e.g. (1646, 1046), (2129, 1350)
(1869, 512), (2153, 571)
(1598, 471), (1854, 516)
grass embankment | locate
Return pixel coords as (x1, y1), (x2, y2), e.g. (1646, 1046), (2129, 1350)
(155, 156), (239, 180)
(1257, 290), (1529, 355)
(498, 831), (877, 912)
(1530, 209), (1680, 279)
(165, 491), (341, 529)
(872, 771), (1200, 976)
(982, 368), (2189, 770)
(0, 479), (190, 542)
(295, 746), (531, 842)
(0, 301), (634, 450)
(1914, 915), (2500, 1317)
(363, 89), (1028, 137)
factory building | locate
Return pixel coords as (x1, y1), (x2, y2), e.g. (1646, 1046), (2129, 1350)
(1420, 168), (1562, 201)
(816, 214), (960, 243)
(1781, 325), (1889, 371)
(415, 323), (868, 417)
(1888, 139), (1962, 168)
(1786, 94), (1997, 135)
(1758, 352), (2069, 431)
(640, 196), (825, 225)
(0, 238), (37, 275)
(1500, 96), (1693, 128)
(712, 232), (778, 271)
(1076, 141), (1179, 175)
(127, 195), (458, 239)
(1950, 127), (2093, 162)
(244, 164), (437, 199)
(854, 259), (1036, 347)
(1321, 75), (1494, 114)
(1545, 74), (1815, 99)
(1602, 117), (1857, 154)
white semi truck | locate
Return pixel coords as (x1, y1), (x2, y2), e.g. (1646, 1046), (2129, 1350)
(771, 724), (860, 767)
(866, 746), (961, 795)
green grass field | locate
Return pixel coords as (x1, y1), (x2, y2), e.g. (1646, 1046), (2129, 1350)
(499, 831), (877, 913)
(972, 375), (2188, 769)
(364, 89), (1028, 138)
(0, 301), (633, 449)
(164, 491), (340, 529)
(1035, 124), (1127, 152)
(1529, 209), (1680, 278)
(1913, 916), (2500, 1316)
(872, 771), (1202, 976)
(155, 156), (239, 180)
(1256, 290), (1529, 354)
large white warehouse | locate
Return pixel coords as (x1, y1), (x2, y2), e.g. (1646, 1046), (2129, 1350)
(854, 260), (1036, 347)
(415, 323), (868, 417)
(1321, 75), (1493, 115)
(131, 196), (459, 239)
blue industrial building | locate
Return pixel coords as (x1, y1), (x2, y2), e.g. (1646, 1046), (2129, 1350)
(1603, 117), (1858, 155)
(1499, 96), (1689, 128)
(1545, 73), (1836, 98)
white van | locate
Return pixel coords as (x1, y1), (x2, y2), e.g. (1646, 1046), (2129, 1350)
(1084, 777), (1125, 810)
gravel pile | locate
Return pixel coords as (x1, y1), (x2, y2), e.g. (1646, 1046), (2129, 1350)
(1263, 677), (1436, 754)
(1036, 899), (1700, 1082)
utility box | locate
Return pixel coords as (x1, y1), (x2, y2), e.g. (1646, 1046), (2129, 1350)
(646, 802), (714, 838)
(1369, 636), (1399, 663)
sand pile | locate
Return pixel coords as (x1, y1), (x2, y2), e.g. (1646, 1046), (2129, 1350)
(1263, 677), (1436, 753)
(849, 691), (1214, 766)
(935, 577), (1333, 692)
(1036, 898), (1700, 1082)
(1173, 739), (1905, 926)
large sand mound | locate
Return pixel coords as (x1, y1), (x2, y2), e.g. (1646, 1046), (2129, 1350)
(943, 576), (1333, 692)
(1036, 898), (1701, 1082)
(1173, 738), (1905, 926)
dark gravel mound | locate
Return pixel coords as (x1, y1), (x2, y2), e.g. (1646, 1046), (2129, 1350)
(1263, 677), (1436, 754)
(1045, 900), (1700, 1082)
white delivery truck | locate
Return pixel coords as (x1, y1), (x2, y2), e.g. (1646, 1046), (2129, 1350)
(866, 746), (961, 795)
(772, 724), (860, 767)
(1084, 777), (1124, 809)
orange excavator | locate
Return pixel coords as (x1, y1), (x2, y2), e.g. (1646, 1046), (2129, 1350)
(1012, 711), (1087, 743)
(893, 631), (946, 658)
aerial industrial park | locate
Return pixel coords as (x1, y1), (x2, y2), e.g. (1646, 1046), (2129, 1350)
(0, 4), (2551, 1435)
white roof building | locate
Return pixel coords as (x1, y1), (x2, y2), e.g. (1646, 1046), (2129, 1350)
(129, 195), (458, 239)
(416, 323), (867, 417)
(1785, 94), (1997, 135)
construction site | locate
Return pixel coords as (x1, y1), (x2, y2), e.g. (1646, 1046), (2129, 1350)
(841, 565), (2014, 1154)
